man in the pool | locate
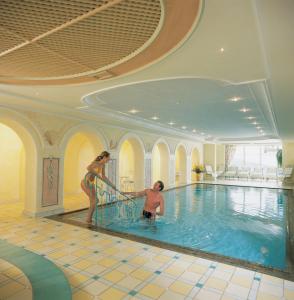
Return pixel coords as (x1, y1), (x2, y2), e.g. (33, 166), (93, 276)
(124, 181), (165, 219)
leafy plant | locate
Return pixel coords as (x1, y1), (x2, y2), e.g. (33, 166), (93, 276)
(192, 164), (204, 174)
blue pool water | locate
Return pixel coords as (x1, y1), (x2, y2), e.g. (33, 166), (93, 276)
(73, 184), (288, 269)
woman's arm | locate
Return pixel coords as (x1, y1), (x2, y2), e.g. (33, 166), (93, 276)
(101, 166), (117, 190)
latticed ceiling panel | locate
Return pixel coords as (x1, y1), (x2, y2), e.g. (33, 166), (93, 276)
(0, 43), (91, 77)
(0, 27), (27, 54)
(0, 0), (201, 84)
(0, 0), (162, 79)
(38, 0), (161, 72)
(0, 0), (109, 40)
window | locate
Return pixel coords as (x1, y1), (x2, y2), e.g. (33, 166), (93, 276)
(227, 144), (281, 169)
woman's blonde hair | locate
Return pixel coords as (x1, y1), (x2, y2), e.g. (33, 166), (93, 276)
(95, 151), (110, 162)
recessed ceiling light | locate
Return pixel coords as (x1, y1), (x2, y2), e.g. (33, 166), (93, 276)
(251, 121), (259, 125)
(181, 126), (187, 130)
(256, 126), (262, 130)
(129, 109), (139, 114)
(239, 107), (250, 113)
(230, 96), (241, 102)
(200, 132), (205, 135)
(192, 129), (197, 133)
(246, 116), (255, 120)
(168, 122), (175, 126)
(151, 116), (159, 120)
(220, 47), (225, 53)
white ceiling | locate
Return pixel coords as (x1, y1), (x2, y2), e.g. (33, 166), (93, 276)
(0, 0), (293, 142)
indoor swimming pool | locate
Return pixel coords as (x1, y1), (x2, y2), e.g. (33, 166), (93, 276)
(60, 184), (291, 271)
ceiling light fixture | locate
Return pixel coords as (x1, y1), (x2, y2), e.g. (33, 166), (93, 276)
(240, 107), (250, 113)
(181, 126), (187, 130)
(220, 47), (225, 53)
(168, 122), (175, 126)
(192, 129), (197, 133)
(230, 96), (241, 102)
(129, 109), (139, 114)
(151, 116), (159, 120)
(200, 132), (205, 135)
(246, 116), (255, 120)
(251, 121), (259, 125)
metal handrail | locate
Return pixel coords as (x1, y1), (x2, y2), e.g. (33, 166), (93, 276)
(93, 175), (139, 225)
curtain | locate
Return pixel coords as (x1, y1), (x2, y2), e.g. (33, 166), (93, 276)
(225, 145), (236, 170)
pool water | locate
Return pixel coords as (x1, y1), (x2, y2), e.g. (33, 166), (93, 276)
(73, 184), (288, 270)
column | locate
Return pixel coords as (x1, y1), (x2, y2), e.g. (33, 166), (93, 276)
(169, 154), (176, 188)
(145, 152), (152, 188)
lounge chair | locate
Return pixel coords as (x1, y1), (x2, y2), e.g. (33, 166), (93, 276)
(264, 167), (277, 180)
(250, 167), (263, 180)
(237, 167), (250, 179)
(216, 165), (225, 178)
(278, 167), (293, 182)
(224, 166), (238, 179)
(205, 165), (217, 179)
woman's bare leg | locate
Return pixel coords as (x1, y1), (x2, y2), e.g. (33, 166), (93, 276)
(81, 181), (96, 223)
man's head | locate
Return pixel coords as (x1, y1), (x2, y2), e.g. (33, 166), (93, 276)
(153, 180), (164, 191)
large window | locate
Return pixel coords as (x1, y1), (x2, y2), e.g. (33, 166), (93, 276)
(228, 144), (281, 168)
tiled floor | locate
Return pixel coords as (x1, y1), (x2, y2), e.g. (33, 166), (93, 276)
(0, 258), (32, 300)
(0, 201), (294, 300)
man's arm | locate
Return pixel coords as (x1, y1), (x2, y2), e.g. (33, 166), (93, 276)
(157, 195), (165, 216)
(124, 189), (148, 197)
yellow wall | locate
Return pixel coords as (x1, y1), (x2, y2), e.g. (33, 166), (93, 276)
(152, 145), (161, 182)
(175, 146), (187, 184)
(204, 144), (216, 170)
(0, 124), (25, 203)
(64, 133), (103, 196)
(216, 144), (225, 168)
(282, 141), (294, 180)
(119, 138), (144, 191)
(119, 140), (135, 190)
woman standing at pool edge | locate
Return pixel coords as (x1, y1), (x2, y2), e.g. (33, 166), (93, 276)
(81, 151), (116, 223)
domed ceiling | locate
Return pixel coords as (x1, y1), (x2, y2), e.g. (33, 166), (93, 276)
(0, 0), (201, 85)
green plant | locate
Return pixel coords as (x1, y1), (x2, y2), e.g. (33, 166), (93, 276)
(192, 164), (204, 174)
(276, 149), (282, 167)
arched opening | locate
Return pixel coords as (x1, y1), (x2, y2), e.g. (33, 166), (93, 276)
(191, 147), (200, 181)
(63, 131), (104, 211)
(152, 142), (170, 188)
(0, 119), (39, 215)
(175, 145), (187, 185)
(119, 137), (144, 191)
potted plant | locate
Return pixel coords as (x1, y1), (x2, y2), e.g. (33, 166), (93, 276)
(192, 164), (204, 181)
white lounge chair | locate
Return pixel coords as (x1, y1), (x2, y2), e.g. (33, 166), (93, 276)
(205, 165), (217, 179)
(250, 167), (263, 180)
(224, 166), (238, 179)
(216, 165), (225, 178)
(278, 167), (293, 182)
(237, 167), (250, 179)
(264, 167), (277, 180)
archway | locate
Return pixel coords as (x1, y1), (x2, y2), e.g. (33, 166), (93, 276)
(0, 112), (40, 216)
(191, 147), (200, 181)
(63, 131), (105, 211)
(118, 136), (145, 191)
(175, 145), (187, 185)
(152, 141), (170, 188)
